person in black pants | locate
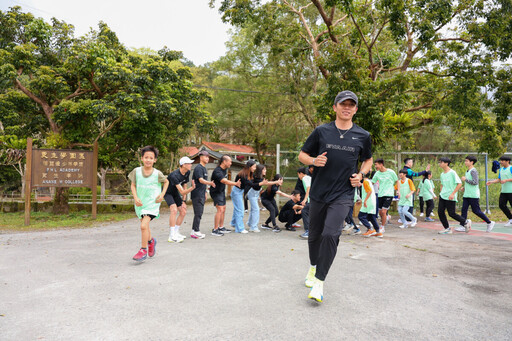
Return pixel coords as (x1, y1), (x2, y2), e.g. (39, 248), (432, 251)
(298, 90), (373, 302)
(261, 174), (291, 232)
(190, 150), (216, 239)
(278, 190), (303, 229)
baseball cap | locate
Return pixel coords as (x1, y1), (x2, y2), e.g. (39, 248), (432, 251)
(246, 160), (256, 167)
(179, 156), (193, 165)
(198, 150), (209, 156)
(334, 90), (358, 106)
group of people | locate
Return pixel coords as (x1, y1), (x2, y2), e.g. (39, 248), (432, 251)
(127, 89), (512, 304)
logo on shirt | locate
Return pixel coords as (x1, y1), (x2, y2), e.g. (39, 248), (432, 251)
(326, 144), (355, 153)
(352, 137), (359, 140)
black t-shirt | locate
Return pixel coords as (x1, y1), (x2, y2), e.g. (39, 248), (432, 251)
(166, 169), (190, 198)
(191, 164), (208, 199)
(301, 122), (372, 203)
(261, 184), (278, 200)
(252, 177), (264, 191)
(294, 178), (306, 200)
(280, 199), (297, 213)
(210, 166), (227, 195)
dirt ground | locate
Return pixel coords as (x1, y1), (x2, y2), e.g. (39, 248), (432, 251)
(1, 203), (511, 340)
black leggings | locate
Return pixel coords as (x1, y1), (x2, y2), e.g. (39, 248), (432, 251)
(499, 193), (512, 219)
(425, 199), (435, 217)
(438, 198), (465, 229)
(419, 196), (424, 213)
(261, 198), (279, 227)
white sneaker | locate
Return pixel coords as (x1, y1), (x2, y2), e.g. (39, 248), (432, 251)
(505, 219), (512, 227)
(240, 229), (249, 234)
(486, 221), (496, 233)
(175, 227), (186, 239)
(397, 218), (403, 224)
(464, 219), (472, 233)
(304, 266), (316, 288)
(249, 228), (261, 233)
(168, 233), (184, 243)
(381, 226), (385, 233)
(308, 279), (324, 302)
(430, 212), (435, 217)
(399, 224), (408, 229)
(190, 231), (205, 239)
(387, 214), (391, 222)
(292, 223), (301, 228)
(419, 213), (424, 217)
(438, 228), (452, 235)
(454, 226), (466, 232)
(410, 218), (418, 227)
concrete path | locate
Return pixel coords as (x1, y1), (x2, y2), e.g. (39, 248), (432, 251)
(1, 203), (511, 340)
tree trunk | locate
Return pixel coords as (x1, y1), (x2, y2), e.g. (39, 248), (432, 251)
(53, 187), (69, 214)
(99, 167), (108, 200)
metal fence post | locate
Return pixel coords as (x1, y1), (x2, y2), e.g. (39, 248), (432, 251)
(485, 153), (490, 214)
(276, 144), (280, 176)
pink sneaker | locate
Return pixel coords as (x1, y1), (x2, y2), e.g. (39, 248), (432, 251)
(148, 238), (156, 257)
(133, 248), (148, 262)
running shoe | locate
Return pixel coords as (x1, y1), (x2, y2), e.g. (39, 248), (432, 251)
(505, 219), (512, 227)
(190, 231), (205, 239)
(292, 223), (301, 228)
(464, 219), (472, 233)
(249, 228), (261, 233)
(363, 229), (376, 237)
(410, 218), (418, 227)
(374, 232), (383, 238)
(133, 248), (148, 262)
(425, 217), (435, 222)
(260, 224), (272, 230)
(175, 227), (187, 239)
(219, 227), (232, 234)
(430, 212), (435, 217)
(285, 226), (296, 231)
(454, 226), (466, 232)
(387, 214), (392, 222)
(239, 229), (249, 234)
(272, 226), (281, 233)
(308, 279), (324, 302)
(380, 226), (385, 233)
(211, 228), (224, 237)
(352, 228), (362, 235)
(397, 218), (403, 224)
(419, 213), (424, 217)
(300, 231), (309, 239)
(486, 221), (496, 233)
(438, 228), (452, 235)
(148, 238), (156, 257)
(305, 266), (316, 288)
(399, 224), (408, 229)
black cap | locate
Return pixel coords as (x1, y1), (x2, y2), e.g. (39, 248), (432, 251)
(198, 150), (209, 156)
(334, 90), (358, 106)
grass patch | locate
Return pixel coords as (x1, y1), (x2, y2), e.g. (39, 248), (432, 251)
(0, 211), (134, 232)
(403, 245), (428, 252)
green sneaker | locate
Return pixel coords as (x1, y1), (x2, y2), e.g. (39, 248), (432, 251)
(308, 279), (324, 302)
(305, 266), (316, 288)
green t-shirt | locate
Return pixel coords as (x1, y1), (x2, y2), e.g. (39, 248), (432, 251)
(302, 175), (311, 203)
(360, 179), (376, 214)
(129, 167), (165, 219)
(499, 166), (512, 193)
(420, 179), (435, 201)
(372, 169), (398, 197)
(417, 181), (423, 197)
(398, 178), (415, 206)
(463, 168), (480, 199)
(440, 169), (461, 201)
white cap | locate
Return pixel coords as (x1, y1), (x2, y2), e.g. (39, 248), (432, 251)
(179, 156), (193, 166)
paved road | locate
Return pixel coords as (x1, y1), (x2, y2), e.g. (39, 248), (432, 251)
(1, 203), (511, 340)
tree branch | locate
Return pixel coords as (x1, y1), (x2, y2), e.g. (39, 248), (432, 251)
(310, 0), (339, 43)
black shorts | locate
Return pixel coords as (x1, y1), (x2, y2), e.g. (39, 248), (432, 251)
(210, 192), (226, 206)
(378, 196), (393, 210)
(164, 193), (183, 207)
(141, 214), (156, 221)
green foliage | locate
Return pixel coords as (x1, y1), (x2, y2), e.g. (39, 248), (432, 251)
(0, 6), (213, 184)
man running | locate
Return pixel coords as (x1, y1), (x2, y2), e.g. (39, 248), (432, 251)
(298, 90), (372, 302)
(190, 150), (216, 239)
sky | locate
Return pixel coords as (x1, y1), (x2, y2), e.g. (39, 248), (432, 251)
(0, 0), (232, 65)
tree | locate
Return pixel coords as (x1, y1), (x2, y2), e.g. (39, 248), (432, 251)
(211, 0), (512, 155)
(0, 7), (213, 212)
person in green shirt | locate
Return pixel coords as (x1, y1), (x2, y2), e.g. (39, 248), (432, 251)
(486, 155), (512, 227)
(437, 157), (471, 235)
(129, 146), (169, 262)
(420, 171), (437, 222)
(397, 169), (418, 228)
(459, 155), (495, 232)
(372, 159), (399, 228)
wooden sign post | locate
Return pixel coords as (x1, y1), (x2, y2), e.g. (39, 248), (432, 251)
(24, 139), (98, 225)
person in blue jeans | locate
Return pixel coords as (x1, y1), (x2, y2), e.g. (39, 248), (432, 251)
(231, 160), (257, 233)
(247, 165), (282, 232)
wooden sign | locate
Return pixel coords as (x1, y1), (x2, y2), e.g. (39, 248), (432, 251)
(31, 149), (94, 187)
(25, 138), (98, 225)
